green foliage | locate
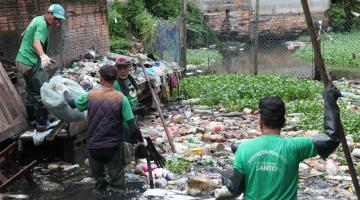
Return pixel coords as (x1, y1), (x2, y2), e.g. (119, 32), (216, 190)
(181, 74), (360, 139)
(187, 49), (223, 65)
(109, 0), (217, 49)
(134, 13), (157, 43)
(108, 5), (128, 38)
(295, 30), (360, 71)
(327, 3), (360, 31)
(167, 156), (193, 173)
(145, 0), (180, 19)
(110, 37), (132, 51)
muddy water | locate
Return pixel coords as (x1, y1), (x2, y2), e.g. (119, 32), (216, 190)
(212, 42), (313, 78)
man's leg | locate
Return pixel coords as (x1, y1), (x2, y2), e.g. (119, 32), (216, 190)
(107, 144), (125, 194)
(16, 62), (35, 122)
(89, 152), (108, 193)
(24, 63), (49, 131)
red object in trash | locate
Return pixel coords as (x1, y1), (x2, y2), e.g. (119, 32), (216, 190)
(142, 164), (158, 172)
(213, 125), (222, 132)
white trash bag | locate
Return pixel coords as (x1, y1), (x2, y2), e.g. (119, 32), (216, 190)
(41, 76), (86, 122)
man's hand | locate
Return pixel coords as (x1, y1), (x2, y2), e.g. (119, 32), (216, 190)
(40, 54), (55, 69)
(141, 138), (148, 147)
(55, 83), (69, 94)
(323, 83), (341, 102)
(133, 105), (148, 115)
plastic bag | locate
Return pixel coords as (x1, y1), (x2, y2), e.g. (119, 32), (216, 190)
(41, 76), (86, 122)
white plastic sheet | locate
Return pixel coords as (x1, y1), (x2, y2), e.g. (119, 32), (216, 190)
(41, 76), (86, 122)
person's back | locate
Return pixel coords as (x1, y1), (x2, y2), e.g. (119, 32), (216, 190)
(223, 85), (342, 199)
(87, 87), (124, 149)
(235, 135), (317, 200)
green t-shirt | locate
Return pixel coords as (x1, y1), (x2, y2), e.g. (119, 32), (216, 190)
(234, 135), (317, 200)
(16, 16), (49, 66)
(74, 92), (134, 122)
(114, 79), (139, 109)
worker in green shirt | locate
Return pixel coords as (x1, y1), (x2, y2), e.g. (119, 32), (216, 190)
(113, 57), (151, 143)
(15, 4), (66, 132)
(223, 84), (342, 199)
(55, 64), (146, 195)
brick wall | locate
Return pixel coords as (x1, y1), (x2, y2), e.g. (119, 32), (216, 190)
(0, 0), (110, 67)
(195, 0), (328, 39)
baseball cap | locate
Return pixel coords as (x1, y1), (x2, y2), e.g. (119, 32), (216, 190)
(115, 56), (132, 67)
(48, 4), (66, 20)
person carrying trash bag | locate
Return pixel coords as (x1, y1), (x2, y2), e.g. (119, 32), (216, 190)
(220, 84), (342, 199)
(54, 64), (146, 195)
(15, 4), (66, 132)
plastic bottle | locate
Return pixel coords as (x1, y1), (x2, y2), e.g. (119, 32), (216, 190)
(325, 159), (338, 175)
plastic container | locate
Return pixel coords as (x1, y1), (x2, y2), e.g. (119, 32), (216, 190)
(325, 159), (338, 175)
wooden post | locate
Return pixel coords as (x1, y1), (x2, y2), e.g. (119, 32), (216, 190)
(301, 0), (360, 198)
(139, 61), (176, 153)
(180, 0), (187, 72)
(253, 0), (259, 75)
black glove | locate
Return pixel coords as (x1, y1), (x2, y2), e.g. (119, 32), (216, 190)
(132, 105), (148, 116)
(145, 137), (166, 168)
(222, 168), (245, 196)
(313, 83), (342, 159)
(323, 83), (341, 102)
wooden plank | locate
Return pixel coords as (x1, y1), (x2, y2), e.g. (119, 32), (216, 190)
(0, 63), (27, 118)
(0, 83), (14, 123)
(0, 115), (28, 143)
(0, 67), (21, 117)
(0, 160), (36, 191)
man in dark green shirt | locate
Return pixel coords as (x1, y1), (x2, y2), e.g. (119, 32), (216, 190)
(16, 4), (66, 131)
(224, 84), (342, 199)
(56, 65), (146, 194)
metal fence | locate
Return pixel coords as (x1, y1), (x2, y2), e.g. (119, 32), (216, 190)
(146, 1), (360, 80)
(145, 19), (181, 65)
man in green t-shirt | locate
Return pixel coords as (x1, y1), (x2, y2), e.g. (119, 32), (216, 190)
(15, 4), (66, 131)
(55, 64), (146, 194)
(223, 84), (342, 200)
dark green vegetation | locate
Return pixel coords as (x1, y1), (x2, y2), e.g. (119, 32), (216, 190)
(182, 74), (360, 140)
(108, 0), (216, 51)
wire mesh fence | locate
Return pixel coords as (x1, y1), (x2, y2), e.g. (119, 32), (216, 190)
(146, 0), (360, 80)
(145, 19), (181, 65)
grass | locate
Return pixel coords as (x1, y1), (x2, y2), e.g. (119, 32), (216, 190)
(295, 30), (360, 77)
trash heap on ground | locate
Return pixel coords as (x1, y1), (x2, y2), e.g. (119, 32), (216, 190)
(135, 78), (360, 199)
(55, 51), (181, 95)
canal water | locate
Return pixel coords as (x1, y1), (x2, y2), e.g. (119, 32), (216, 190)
(212, 41), (314, 79)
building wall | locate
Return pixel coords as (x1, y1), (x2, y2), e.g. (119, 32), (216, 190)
(0, 0), (110, 67)
(194, 0), (330, 39)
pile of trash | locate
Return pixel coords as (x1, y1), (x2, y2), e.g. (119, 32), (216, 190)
(54, 51), (182, 95)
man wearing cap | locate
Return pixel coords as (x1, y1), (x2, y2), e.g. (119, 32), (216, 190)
(15, 4), (66, 131)
(222, 84), (342, 199)
(55, 64), (146, 194)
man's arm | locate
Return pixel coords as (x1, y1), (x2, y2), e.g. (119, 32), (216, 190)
(312, 84), (342, 159)
(122, 96), (144, 142)
(223, 168), (245, 196)
(33, 39), (45, 57)
(64, 91), (76, 108)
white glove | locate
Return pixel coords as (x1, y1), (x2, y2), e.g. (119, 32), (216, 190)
(142, 138), (148, 147)
(40, 54), (55, 69)
(55, 83), (69, 94)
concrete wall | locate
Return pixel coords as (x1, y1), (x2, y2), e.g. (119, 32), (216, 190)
(193, 0), (330, 39)
(0, 0), (110, 67)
